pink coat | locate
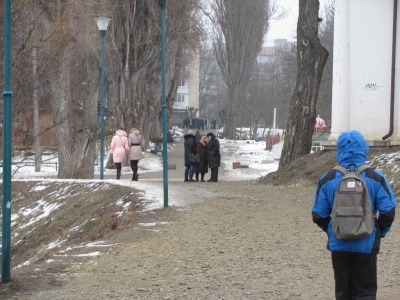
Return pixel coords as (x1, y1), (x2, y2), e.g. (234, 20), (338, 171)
(128, 130), (145, 160)
(110, 130), (129, 163)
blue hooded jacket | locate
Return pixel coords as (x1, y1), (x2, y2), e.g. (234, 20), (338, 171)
(312, 130), (396, 253)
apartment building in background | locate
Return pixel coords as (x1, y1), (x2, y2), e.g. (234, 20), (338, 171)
(170, 48), (200, 127)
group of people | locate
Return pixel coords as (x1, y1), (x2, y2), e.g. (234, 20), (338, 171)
(110, 127), (145, 181)
(184, 130), (221, 182)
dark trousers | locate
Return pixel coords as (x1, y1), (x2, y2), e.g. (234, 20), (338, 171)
(331, 251), (377, 300)
(210, 167), (218, 182)
(115, 163), (122, 179)
(130, 160), (138, 174)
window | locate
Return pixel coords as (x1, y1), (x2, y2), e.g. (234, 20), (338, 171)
(179, 68), (187, 86)
(177, 94), (185, 102)
(179, 76), (186, 87)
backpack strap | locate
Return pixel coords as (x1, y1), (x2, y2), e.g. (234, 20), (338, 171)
(356, 164), (372, 174)
(334, 164), (372, 174)
(333, 165), (348, 174)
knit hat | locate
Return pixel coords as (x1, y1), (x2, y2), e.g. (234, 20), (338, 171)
(188, 130), (195, 135)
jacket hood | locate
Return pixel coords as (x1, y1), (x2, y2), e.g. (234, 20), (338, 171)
(336, 130), (369, 166)
(130, 129), (141, 135)
(184, 134), (195, 140)
(116, 129), (127, 137)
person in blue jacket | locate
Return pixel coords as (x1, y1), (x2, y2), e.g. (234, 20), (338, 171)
(312, 130), (396, 300)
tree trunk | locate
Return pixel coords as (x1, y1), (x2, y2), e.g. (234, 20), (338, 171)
(224, 85), (236, 139)
(32, 46), (41, 172)
(279, 0), (328, 168)
(52, 54), (74, 178)
(52, 51), (99, 179)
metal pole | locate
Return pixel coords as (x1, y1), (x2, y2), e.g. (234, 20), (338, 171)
(160, 5), (169, 207)
(2, 0), (13, 283)
(100, 31), (106, 179)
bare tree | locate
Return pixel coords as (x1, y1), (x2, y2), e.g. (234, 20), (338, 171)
(105, 0), (202, 142)
(199, 44), (222, 119)
(211, 0), (271, 139)
(279, 0), (329, 168)
(1, 0), (203, 178)
(37, 1), (103, 178)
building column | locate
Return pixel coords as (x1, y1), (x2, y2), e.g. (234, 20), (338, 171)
(394, 2), (400, 140)
(330, 0), (350, 141)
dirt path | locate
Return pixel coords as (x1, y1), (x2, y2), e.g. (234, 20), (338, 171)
(2, 180), (399, 299)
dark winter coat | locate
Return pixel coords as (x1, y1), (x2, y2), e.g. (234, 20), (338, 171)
(206, 135), (221, 168)
(196, 141), (208, 174)
(184, 134), (197, 166)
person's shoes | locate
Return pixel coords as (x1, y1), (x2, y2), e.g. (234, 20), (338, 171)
(132, 173), (139, 181)
(189, 173), (195, 182)
(184, 172), (189, 182)
(201, 179), (205, 182)
(117, 173), (121, 180)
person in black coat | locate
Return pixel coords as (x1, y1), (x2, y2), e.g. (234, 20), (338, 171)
(195, 135), (208, 182)
(184, 130), (197, 182)
(206, 132), (221, 182)
(195, 130), (201, 144)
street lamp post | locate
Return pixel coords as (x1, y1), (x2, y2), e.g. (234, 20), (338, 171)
(159, 0), (169, 208)
(95, 17), (110, 180)
(2, 0), (13, 283)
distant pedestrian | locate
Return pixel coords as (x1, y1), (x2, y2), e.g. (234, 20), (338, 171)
(312, 130), (396, 299)
(110, 128), (130, 179)
(195, 130), (201, 144)
(211, 118), (217, 129)
(206, 132), (220, 182)
(315, 115), (326, 132)
(195, 135), (208, 182)
(184, 130), (197, 182)
(128, 126), (145, 181)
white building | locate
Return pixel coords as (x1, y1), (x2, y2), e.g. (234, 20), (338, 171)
(327, 0), (400, 147)
(170, 48), (200, 126)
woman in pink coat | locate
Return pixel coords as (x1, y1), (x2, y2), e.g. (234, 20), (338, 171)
(128, 127), (145, 181)
(110, 129), (129, 179)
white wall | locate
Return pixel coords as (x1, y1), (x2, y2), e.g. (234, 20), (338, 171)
(331, 0), (400, 144)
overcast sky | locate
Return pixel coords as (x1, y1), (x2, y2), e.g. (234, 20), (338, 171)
(267, 0), (330, 42)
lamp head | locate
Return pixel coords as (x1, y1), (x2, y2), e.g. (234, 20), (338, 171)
(158, 0), (167, 8)
(95, 17), (111, 31)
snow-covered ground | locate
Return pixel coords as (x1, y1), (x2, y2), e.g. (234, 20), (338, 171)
(219, 139), (279, 180)
(10, 136), (281, 182)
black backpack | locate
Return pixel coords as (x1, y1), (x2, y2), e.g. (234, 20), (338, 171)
(331, 164), (375, 240)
